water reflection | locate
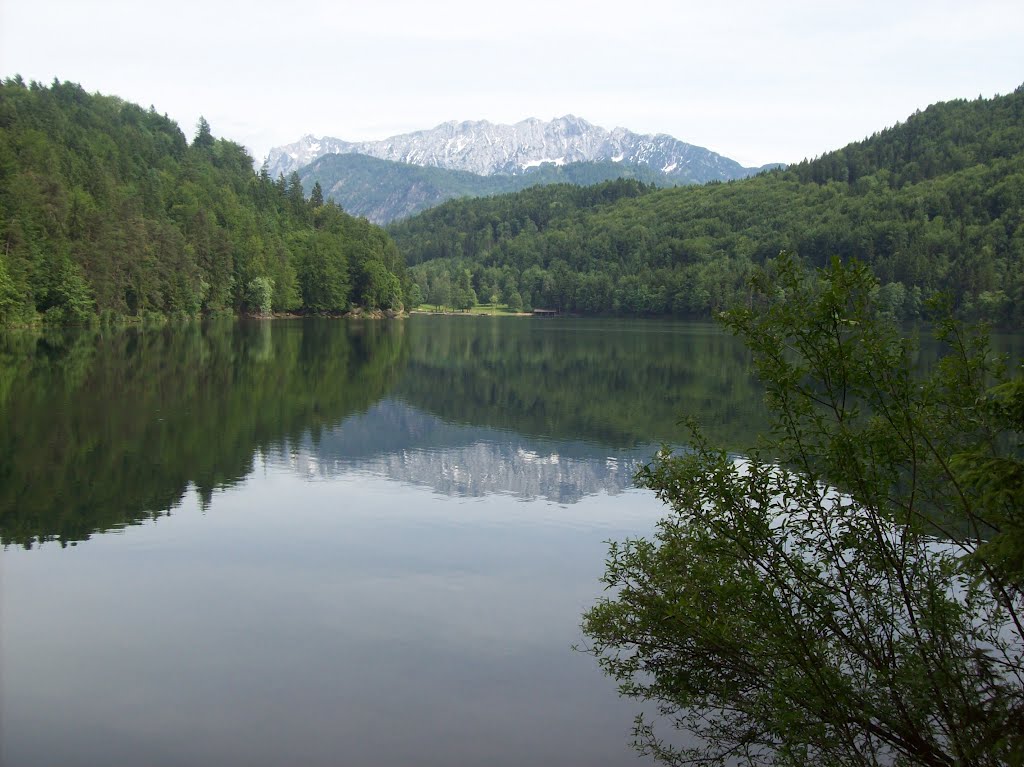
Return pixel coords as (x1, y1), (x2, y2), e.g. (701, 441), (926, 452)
(0, 320), (408, 546)
(0, 317), (768, 546)
(2, 466), (669, 767)
(278, 399), (656, 502)
(2, 317), (1020, 767)
(398, 315), (764, 447)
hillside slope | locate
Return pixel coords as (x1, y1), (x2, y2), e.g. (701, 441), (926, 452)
(0, 78), (407, 325)
(389, 87), (1024, 324)
(299, 152), (673, 223)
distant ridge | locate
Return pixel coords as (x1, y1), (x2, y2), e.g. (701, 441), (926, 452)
(296, 153), (675, 224)
(265, 115), (776, 184)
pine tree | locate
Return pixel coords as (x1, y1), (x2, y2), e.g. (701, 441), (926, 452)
(193, 116), (214, 151)
(310, 181), (324, 208)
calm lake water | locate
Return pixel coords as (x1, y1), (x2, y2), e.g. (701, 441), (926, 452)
(0, 316), (769, 767)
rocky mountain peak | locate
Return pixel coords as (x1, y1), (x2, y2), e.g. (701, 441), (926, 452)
(265, 116), (764, 183)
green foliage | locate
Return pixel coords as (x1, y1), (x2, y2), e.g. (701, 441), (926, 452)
(295, 229), (349, 313)
(192, 116), (214, 151)
(453, 269), (477, 311)
(790, 85), (1024, 187)
(0, 78), (406, 325)
(427, 271), (452, 310)
(360, 260), (403, 310)
(950, 375), (1024, 586)
(309, 180), (324, 208)
(392, 87), (1024, 324)
(506, 289), (523, 312)
(0, 251), (23, 322)
(406, 282), (423, 308)
(245, 276), (274, 315)
(581, 256), (1024, 765)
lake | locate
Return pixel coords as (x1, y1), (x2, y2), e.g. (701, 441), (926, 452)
(0, 316), (769, 767)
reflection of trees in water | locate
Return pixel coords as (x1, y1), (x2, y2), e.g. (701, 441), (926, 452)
(0, 320), (408, 547)
(396, 317), (769, 449)
(1, 317), (776, 547)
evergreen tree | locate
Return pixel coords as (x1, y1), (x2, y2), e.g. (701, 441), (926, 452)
(192, 116), (214, 151)
(286, 172), (306, 217)
(310, 181), (324, 208)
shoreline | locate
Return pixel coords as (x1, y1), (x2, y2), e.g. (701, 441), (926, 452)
(408, 309), (534, 318)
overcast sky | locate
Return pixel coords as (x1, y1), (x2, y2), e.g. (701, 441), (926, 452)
(2, 0), (1022, 168)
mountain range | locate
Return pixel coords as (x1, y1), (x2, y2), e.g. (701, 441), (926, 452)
(265, 115), (777, 222)
(266, 115), (773, 181)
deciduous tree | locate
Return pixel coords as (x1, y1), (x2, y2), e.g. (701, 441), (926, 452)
(582, 255), (1024, 766)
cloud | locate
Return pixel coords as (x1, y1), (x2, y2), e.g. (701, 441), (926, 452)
(2, 0), (1022, 166)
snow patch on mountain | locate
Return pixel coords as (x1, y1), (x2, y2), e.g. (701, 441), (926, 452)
(265, 116), (769, 184)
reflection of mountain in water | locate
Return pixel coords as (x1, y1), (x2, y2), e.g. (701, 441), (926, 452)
(278, 399), (659, 503)
(1, 317), (766, 546)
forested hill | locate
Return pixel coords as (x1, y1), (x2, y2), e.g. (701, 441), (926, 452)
(791, 88), (1024, 185)
(390, 87), (1024, 324)
(298, 152), (672, 224)
(0, 78), (407, 326)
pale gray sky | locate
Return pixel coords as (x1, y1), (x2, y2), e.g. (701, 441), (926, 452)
(1, 0), (1022, 168)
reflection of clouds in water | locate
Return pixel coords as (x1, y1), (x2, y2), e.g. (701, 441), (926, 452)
(3, 469), (661, 767)
(270, 399), (658, 503)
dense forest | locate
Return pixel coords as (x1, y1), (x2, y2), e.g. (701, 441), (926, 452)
(390, 86), (1024, 324)
(0, 78), (408, 326)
